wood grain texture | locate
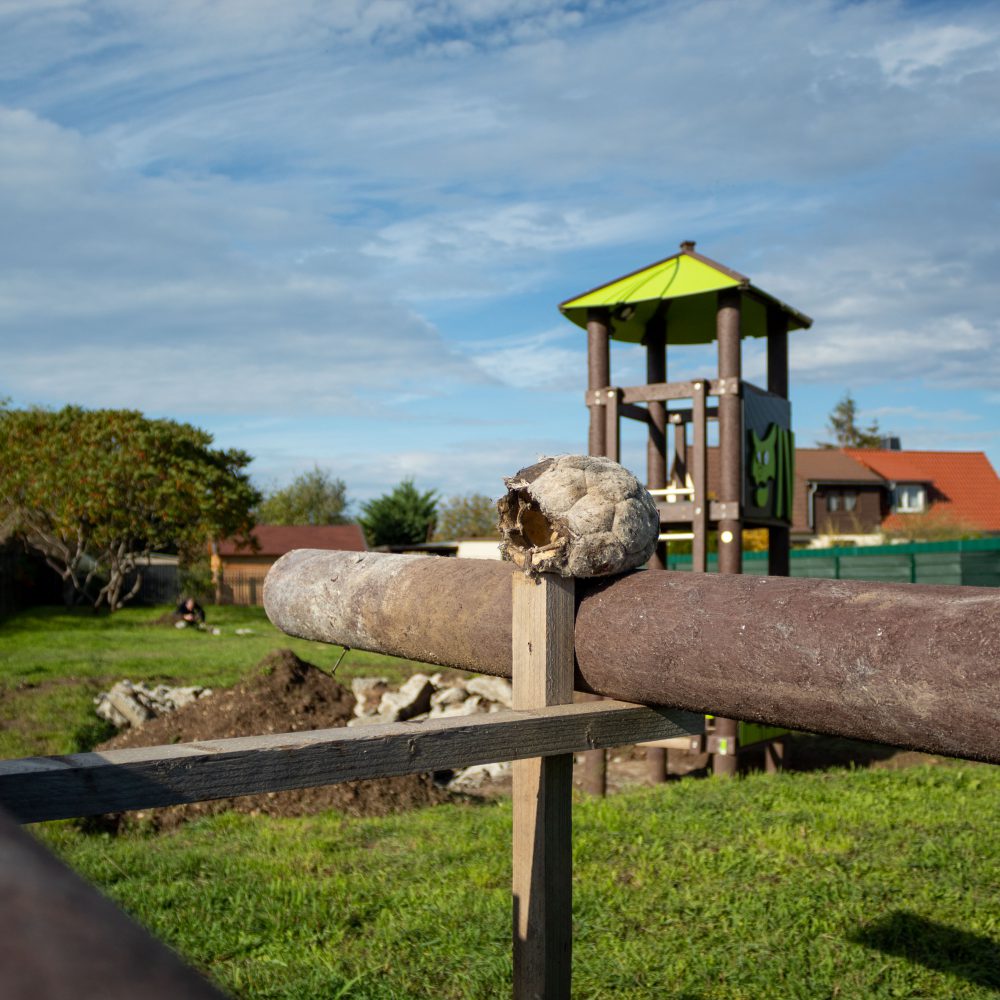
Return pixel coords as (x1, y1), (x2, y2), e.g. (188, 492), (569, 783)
(0, 806), (226, 999)
(264, 550), (1000, 765)
(512, 574), (575, 1000)
(0, 701), (700, 824)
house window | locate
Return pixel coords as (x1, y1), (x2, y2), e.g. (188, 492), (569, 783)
(827, 490), (858, 513)
(894, 484), (926, 513)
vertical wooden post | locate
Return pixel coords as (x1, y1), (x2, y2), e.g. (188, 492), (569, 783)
(691, 380), (708, 575)
(645, 311), (668, 572)
(764, 738), (786, 774)
(582, 309), (611, 798)
(645, 315), (668, 783)
(512, 573), (575, 1000)
(604, 389), (621, 463)
(767, 306), (790, 578)
(586, 310), (610, 457)
(714, 289), (742, 777)
(673, 419), (688, 491)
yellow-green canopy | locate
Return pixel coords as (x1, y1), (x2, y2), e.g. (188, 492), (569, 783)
(559, 247), (811, 345)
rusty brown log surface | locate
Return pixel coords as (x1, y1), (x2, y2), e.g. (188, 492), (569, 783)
(265, 550), (1000, 765)
(0, 807), (226, 1000)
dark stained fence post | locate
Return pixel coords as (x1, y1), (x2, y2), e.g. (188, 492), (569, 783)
(692, 380), (708, 574)
(586, 309), (610, 457)
(582, 308), (612, 797)
(713, 289), (743, 776)
(645, 312), (669, 783)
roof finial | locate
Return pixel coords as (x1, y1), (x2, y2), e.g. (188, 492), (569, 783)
(680, 240), (696, 253)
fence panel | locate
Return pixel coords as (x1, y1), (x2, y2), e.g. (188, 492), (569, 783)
(667, 539), (1000, 586)
(217, 572), (267, 606)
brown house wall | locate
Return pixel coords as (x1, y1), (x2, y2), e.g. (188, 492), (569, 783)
(812, 486), (884, 535)
(220, 557), (277, 575)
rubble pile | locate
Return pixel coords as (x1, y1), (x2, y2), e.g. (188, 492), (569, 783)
(95, 680), (212, 729)
(349, 671), (515, 790)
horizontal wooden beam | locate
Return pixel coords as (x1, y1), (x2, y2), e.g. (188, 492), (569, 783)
(656, 501), (740, 523)
(619, 401), (650, 424)
(667, 406), (719, 425)
(264, 550), (1000, 765)
(0, 702), (700, 824)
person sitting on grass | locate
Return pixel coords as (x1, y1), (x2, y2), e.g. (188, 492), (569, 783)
(174, 596), (206, 627)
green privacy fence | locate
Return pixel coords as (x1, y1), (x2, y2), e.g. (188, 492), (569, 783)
(666, 537), (1000, 587)
(669, 537), (1000, 749)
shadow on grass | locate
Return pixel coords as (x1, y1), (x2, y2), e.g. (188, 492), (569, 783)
(851, 910), (1000, 989)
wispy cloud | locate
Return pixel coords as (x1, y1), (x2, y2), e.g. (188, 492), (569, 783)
(1, 0), (999, 489)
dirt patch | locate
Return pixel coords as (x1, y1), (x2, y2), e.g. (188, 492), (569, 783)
(95, 649), (447, 831)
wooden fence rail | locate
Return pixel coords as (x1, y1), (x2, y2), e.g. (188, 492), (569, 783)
(0, 700), (698, 824)
(264, 550), (1000, 765)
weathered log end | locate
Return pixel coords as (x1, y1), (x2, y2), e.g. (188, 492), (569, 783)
(497, 455), (659, 577)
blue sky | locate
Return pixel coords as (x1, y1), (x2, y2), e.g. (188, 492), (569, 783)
(2, 0), (999, 509)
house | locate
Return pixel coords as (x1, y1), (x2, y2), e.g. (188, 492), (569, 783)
(679, 445), (1000, 546)
(794, 448), (1000, 546)
(793, 449), (892, 543)
(212, 524), (367, 605)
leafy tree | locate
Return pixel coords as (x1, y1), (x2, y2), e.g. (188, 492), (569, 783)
(0, 405), (259, 610)
(819, 392), (883, 449)
(433, 493), (499, 541)
(358, 479), (438, 548)
(258, 466), (349, 525)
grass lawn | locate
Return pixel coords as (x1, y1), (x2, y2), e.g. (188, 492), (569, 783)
(5, 604), (1000, 998)
(0, 604), (423, 758)
(40, 766), (1000, 999)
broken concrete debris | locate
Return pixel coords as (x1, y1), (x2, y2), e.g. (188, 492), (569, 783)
(95, 680), (213, 729)
(345, 672), (515, 788)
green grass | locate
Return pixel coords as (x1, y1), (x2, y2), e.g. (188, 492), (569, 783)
(40, 765), (1000, 999)
(7, 604), (1000, 997)
(0, 604), (424, 758)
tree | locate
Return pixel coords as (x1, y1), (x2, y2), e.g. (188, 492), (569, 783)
(819, 392), (883, 449)
(258, 466), (349, 525)
(0, 405), (259, 610)
(433, 493), (499, 541)
(358, 479), (438, 548)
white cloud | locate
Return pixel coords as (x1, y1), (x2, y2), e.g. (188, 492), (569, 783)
(875, 24), (996, 86)
(0, 106), (487, 415)
(2, 0), (1000, 484)
(467, 327), (582, 389)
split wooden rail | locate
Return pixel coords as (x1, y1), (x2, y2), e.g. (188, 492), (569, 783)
(2, 551), (999, 999)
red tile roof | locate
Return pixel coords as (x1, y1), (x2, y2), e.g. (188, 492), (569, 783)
(791, 449), (886, 534)
(217, 524), (367, 557)
(845, 450), (1000, 533)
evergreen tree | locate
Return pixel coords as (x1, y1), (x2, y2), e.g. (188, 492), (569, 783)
(819, 392), (883, 449)
(358, 480), (438, 547)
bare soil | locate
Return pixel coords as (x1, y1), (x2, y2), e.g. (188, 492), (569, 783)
(91, 650), (948, 831)
(95, 649), (447, 831)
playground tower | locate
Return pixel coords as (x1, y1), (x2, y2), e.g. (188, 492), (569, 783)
(560, 241), (812, 783)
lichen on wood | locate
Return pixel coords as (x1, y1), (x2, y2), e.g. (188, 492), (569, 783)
(497, 455), (659, 578)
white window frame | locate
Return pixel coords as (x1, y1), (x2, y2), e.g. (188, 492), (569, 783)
(893, 483), (926, 514)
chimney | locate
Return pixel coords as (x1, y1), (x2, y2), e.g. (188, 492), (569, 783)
(880, 436), (901, 451)
(679, 241), (696, 253)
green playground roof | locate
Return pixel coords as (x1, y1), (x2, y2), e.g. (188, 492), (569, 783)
(559, 244), (812, 345)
